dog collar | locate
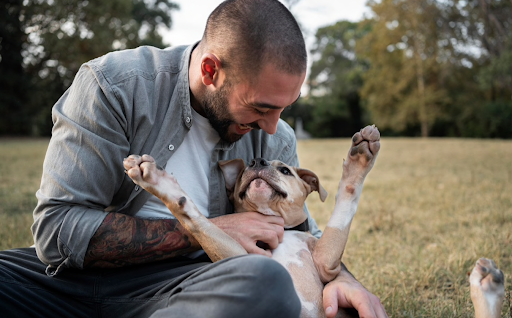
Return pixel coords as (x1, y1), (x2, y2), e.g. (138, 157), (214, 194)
(285, 219), (309, 232)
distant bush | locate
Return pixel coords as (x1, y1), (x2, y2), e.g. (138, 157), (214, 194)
(458, 101), (512, 138)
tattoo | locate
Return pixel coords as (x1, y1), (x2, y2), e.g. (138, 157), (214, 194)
(84, 213), (200, 268)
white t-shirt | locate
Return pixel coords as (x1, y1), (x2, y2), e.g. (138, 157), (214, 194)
(135, 107), (220, 219)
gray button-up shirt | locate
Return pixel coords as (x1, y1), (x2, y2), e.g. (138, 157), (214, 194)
(31, 44), (321, 275)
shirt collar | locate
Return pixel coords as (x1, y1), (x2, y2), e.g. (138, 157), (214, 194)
(176, 42), (199, 130)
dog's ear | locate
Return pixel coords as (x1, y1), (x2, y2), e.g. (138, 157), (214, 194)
(218, 159), (246, 196)
(296, 168), (328, 202)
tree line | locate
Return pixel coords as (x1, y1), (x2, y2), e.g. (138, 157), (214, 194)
(283, 0), (512, 138)
(1, 0), (511, 138)
(0, 0), (178, 136)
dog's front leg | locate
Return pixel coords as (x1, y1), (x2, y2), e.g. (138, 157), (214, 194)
(123, 154), (247, 262)
(312, 125), (380, 283)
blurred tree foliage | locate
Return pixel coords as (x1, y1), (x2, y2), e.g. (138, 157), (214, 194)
(282, 21), (367, 137)
(358, 0), (455, 137)
(293, 0), (511, 138)
(0, 0), (31, 135)
(0, 0), (178, 135)
(306, 21), (369, 137)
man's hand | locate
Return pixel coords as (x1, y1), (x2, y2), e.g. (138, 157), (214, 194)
(211, 212), (284, 257)
(323, 267), (388, 318)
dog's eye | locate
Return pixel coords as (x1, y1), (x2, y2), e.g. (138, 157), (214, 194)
(278, 167), (292, 175)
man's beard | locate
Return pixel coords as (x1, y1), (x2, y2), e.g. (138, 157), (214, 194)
(201, 81), (244, 144)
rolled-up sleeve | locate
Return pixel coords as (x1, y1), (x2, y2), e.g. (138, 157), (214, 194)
(32, 64), (131, 274)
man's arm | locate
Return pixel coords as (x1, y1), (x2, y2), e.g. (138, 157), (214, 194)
(84, 210), (285, 268)
(32, 61), (175, 271)
(83, 213), (201, 268)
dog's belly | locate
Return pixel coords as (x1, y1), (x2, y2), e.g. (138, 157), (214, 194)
(272, 231), (324, 318)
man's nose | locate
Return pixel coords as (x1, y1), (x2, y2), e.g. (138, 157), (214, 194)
(257, 110), (282, 135)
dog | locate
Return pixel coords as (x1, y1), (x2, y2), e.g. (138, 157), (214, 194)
(123, 125), (381, 317)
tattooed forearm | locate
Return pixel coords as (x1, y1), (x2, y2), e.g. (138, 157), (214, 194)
(83, 213), (201, 268)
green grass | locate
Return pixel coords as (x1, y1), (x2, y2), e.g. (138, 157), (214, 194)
(1, 137), (511, 317)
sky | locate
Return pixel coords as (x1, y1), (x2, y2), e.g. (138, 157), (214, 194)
(161, 0), (370, 92)
(163, 0), (370, 47)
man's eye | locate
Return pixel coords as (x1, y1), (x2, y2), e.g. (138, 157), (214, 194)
(254, 108), (267, 116)
(278, 167), (292, 175)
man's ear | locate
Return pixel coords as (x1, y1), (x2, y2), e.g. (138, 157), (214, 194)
(218, 159), (246, 195)
(296, 168), (328, 202)
(201, 53), (222, 86)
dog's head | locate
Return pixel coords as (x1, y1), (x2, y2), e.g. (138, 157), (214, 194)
(219, 158), (327, 228)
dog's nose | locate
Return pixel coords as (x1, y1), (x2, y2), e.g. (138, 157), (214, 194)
(250, 158), (269, 168)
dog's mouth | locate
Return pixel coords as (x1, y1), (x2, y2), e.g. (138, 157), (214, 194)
(238, 174), (288, 200)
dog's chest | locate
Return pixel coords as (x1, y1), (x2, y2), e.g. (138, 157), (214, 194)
(272, 231), (314, 267)
(272, 231), (324, 317)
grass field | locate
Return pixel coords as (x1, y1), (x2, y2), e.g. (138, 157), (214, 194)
(1, 137), (511, 317)
(0, 138), (49, 249)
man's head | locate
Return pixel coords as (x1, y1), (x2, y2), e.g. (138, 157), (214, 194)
(189, 0), (307, 143)
(201, 0), (307, 80)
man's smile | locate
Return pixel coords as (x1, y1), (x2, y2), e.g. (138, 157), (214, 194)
(234, 123), (261, 135)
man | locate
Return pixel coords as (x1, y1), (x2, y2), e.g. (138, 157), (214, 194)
(0, 0), (387, 317)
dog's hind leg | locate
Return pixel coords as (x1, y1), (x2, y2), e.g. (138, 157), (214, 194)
(123, 154), (247, 262)
(470, 258), (505, 318)
(312, 125), (380, 283)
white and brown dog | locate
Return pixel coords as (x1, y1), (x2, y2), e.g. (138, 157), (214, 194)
(124, 125), (380, 317)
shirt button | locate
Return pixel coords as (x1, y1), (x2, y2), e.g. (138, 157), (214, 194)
(185, 117), (191, 124)
(134, 185), (140, 191)
(168, 144), (175, 151)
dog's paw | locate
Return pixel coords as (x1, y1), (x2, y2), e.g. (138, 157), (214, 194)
(470, 257), (505, 293)
(341, 125), (380, 187)
(470, 258), (505, 318)
(123, 154), (183, 200)
(349, 125), (380, 164)
(123, 154), (161, 187)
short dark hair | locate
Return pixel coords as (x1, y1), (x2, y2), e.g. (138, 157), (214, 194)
(200, 0), (307, 80)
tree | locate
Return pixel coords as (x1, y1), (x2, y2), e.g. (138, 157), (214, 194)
(439, 0), (512, 137)
(478, 39), (512, 100)
(359, 0), (455, 137)
(0, 0), (31, 135)
(305, 21), (369, 137)
(464, 0), (512, 100)
(2, 0), (179, 136)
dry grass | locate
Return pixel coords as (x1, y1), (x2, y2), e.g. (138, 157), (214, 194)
(0, 138), (49, 250)
(1, 137), (511, 317)
(298, 137), (512, 318)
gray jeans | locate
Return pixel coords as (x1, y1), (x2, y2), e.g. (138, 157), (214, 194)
(0, 248), (301, 318)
